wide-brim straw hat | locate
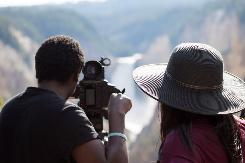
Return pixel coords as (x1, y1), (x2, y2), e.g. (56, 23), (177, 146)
(133, 43), (245, 115)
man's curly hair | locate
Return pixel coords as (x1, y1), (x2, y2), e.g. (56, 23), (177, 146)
(35, 35), (84, 83)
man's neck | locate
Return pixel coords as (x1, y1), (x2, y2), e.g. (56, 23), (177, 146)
(38, 81), (69, 100)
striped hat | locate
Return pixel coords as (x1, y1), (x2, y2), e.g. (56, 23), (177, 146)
(133, 43), (245, 115)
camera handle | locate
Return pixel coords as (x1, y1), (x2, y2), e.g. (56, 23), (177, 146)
(100, 57), (111, 66)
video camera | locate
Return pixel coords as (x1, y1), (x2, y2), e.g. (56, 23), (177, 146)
(73, 57), (124, 137)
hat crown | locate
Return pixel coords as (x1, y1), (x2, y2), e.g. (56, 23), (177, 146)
(166, 43), (224, 89)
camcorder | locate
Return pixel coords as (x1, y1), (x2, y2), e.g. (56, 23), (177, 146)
(73, 57), (124, 139)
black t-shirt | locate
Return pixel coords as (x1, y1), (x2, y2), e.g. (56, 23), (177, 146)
(0, 87), (99, 163)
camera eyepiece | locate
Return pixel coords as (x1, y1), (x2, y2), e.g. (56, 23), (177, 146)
(83, 61), (103, 80)
(83, 57), (111, 80)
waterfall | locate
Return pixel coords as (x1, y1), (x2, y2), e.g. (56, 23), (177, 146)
(111, 54), (157, 135)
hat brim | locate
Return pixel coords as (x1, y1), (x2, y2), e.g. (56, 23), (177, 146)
(133, 63), (245, 115)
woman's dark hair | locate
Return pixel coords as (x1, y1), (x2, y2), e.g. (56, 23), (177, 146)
(35, 35), (84, 83)
(159, 103), (242, 163)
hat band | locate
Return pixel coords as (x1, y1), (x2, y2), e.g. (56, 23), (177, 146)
(165, 71), (223, 90)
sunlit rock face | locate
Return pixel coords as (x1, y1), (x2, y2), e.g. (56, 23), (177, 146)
(0, 29), (36, 99)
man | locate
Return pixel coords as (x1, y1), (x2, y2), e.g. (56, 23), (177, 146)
(0, 35), (132, 163)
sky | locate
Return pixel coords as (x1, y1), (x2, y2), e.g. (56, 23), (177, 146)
(0, 0), (106, 7)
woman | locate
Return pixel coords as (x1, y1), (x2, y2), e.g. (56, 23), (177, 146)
(133, 43), (245, 163)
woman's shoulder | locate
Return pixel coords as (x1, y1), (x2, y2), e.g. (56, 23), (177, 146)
(162, 129), (201, 162)
(164, 129), (198, 153)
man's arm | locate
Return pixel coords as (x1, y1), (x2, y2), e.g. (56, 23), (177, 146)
(72, 93), (132, 163)
(72, 139), (106, 163)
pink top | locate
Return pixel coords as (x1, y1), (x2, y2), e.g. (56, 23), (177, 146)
(160, 116), (245, 163)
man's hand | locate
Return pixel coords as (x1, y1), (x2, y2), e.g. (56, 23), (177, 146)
(108, 93), (132, 116)
(108, 93), (132, 133)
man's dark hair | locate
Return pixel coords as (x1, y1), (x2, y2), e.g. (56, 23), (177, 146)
(35, 35), (84, 83)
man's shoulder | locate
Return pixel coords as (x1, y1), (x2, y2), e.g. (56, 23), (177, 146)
(63, 101), (84, 112)
(64, 100), (79, 109)
(2, 91), (25, 106)
(1, 87), (65, 115)
(62, 101), (87, 118)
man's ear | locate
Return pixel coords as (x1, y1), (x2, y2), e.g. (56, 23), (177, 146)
(72, 73), (79, 82)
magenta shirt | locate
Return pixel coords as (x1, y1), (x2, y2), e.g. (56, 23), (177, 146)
(161, 116), (245, 163)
